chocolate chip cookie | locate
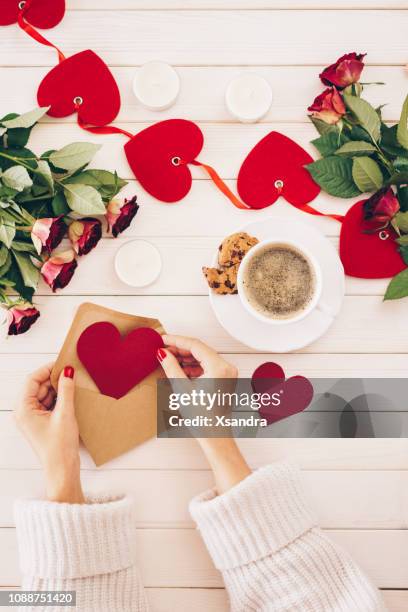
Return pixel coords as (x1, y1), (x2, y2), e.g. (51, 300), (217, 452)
(218, 232), (259, 268)
(202, 264), (239, 295)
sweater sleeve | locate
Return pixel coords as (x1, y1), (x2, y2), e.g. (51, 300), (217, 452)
(14, 494), (149, 612)
(190, 462), (387, 612)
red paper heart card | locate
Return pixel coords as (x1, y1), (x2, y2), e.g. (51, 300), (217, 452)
(251, 361), (314, 425)
(1, 0), (65, 28)
(37, 50), (121, 126)
(77, 321), (164, 400)
(340, 199), (405, 278)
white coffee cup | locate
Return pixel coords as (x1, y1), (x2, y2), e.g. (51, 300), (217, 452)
(237, 239), (329, 325)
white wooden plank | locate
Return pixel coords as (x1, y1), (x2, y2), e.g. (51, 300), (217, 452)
(1, 295), (408, 355)
(1, 413), (408, 470)
(0, 528), (407, 588)
(69, 0), (408, 8)
(0, 469), (406, 529)
(1, 66), (405, 123)
(27, 236), (388, 297)
(1, 11), (408, 66)
(0, 587), (405, 612)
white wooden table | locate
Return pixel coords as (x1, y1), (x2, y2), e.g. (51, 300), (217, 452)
(1, 2), (408, 610)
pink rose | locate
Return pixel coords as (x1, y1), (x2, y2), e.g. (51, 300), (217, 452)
(41, 249), (78, 292)
(308, 87), (346, 125)
(107, 196), (139, 238)
(363, 188), (400, 232)
(320, 52), (366, 89)
(31, 216), (66, 255)
(7, 304), (40, 336)
(68, 218), (102, 256)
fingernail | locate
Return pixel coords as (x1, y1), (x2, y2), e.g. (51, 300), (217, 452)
(64, 366), (75, 379)
(157, 348), (167, 363)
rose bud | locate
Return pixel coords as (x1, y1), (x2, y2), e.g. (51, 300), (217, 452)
(68, 218), (102, 256)
(107, 196), (139, 238)
(31, 216), (66, 255)
(363, 187), (400, 232)
(7, 303), (40, 336)
(308, 87), (346, 125)
(319, 52), (366, 89)
(41, 249), (78, 292)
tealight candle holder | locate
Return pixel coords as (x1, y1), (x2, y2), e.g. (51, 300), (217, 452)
(132, 61), (180, 111)
(225, 73), (272, 123)
(115, 240), (162, 287)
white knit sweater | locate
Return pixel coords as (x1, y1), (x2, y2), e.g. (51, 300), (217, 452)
(14, 462), (386, 612)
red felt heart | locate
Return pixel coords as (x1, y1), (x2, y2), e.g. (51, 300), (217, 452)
(0, 0), (65, 28)
(124, 119), (204, 202)
(37, 50), (121, 126)
(77, 322), (164, 400)
(237, 131), (320, 209)
(251, 361), (314, 425)
(340, 200), (405, 279)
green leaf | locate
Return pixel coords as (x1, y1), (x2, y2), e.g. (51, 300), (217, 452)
(0, 244), (8, 267)
(0, 147), (37, 171)
(1, 107), (50, 130)
(5, 259), (34, 303)
(11, 250), (39, 290)
(63, 183), (105, 215)
(397, 234), (408, 246)
(64, 168), (127, 200)
(50, 142), (101, 172)
(336, 141), (377, 157)
(11, 240), (37, 255)
(0, 251), (11, 278)
(0, 218), (15, 248)
(306, 156), (361, 198)
(384, 268), (408, 301)
(51, 191), (70, 216)
(344, 94), (381, 143)
(310, 116), (338, 136)
(399, 245), (408, 265)
(311, 131), (348, 157)
(398, 186), (408, 212)
(352, 157), (383, 192)
(386, 172), (408, 186)
(394, 211), (408, 233)
(394, 157), (408, 171)
(397, 94), (408, 150)
(349, 125), (373, 144)
(35, 160), (54, 195)
(2, 165), (33, 192)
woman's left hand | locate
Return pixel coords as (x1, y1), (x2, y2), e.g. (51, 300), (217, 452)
(14, 364), (84, 503)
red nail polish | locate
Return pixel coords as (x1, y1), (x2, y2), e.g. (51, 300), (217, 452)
(64, 366), (75, 379)
(157, 348), (166, 362)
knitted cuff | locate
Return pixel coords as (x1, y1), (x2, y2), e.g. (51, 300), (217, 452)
(190, 461), (316, 570)
(14, 493), (136, 579)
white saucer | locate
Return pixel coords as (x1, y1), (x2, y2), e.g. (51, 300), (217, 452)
(209, 217), (345, 352)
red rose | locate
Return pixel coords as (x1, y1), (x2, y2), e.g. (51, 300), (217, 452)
(7, 304), (40, 336)
(41, 249), (78, 292)
(362, 188), (400, 232)
(320, 52), (366, 89)
(31, 216), (66, 255)
(107, 196), (139, 238)
(308, 87), (346, 125)
(69, 218), (102, 255)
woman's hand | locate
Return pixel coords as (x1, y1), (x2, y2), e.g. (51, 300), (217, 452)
(14, 364), (84, 504)
(158, 336), (250, 493)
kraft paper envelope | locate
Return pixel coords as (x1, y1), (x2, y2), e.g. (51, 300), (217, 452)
(51, 302), (165, 466)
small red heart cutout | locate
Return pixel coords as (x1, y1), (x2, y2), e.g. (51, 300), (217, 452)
(0, 0), (65, 28)
(124, 119), (204, 202)
(340, 199), (405, 278)
(237, 131), (320, 209)
(251, 361), (314, 425)
(77, 322), (164, 400)
(37, 50), (121, 126)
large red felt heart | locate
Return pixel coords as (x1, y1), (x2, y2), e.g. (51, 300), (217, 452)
(340, 199), (405, 279)
(37, 50), (121, 126)
(237, 131), (320, 209)
(0, 0), (65, 28)
(124, 119), (204, 202)
(77, 322), (164, 400)
(251, 362), (314, 425)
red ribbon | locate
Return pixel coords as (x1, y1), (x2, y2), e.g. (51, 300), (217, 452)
(18, 0), (66, 63)
(75, 108), (134, 139)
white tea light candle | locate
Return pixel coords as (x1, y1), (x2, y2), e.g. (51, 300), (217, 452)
(115, 240), (162, 287)
(133, 61), (180, 111)
(225, 74), (272, 123)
